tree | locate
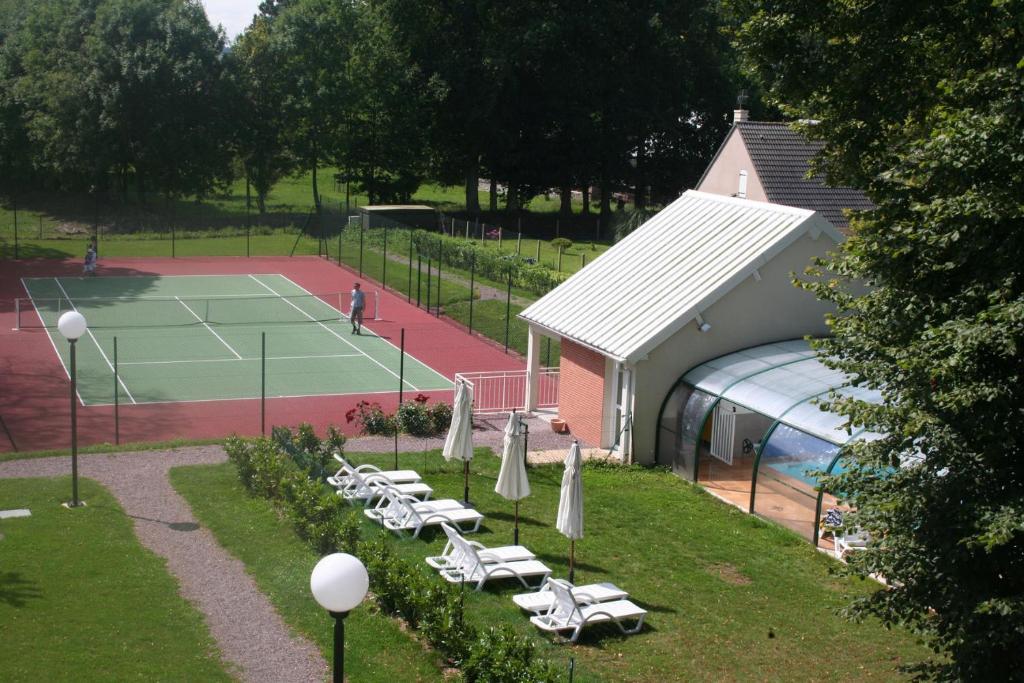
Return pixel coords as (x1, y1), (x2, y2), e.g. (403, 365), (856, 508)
(226, 15), (296, 213)
(272, 0), (357, 213)
(338, 3), (427, 204)
(733, 1), (1024, 678)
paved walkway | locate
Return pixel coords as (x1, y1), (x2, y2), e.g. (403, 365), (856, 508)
(0, 447), (327, 683)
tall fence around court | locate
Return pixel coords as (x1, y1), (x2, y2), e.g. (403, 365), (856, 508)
(0, 190), (350, 260)
(454, 368), (559, 415)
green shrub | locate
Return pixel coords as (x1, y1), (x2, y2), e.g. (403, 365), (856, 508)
(420, 582), (476, 665)
(285, 475), (360, 554)
(429, 402), (453, 434)
(462, 626), (561, 683)
(346, 401), (397, 436)
(396, 396), (434, 437)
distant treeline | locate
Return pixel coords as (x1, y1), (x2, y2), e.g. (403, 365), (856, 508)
(0, 0), (760, 219)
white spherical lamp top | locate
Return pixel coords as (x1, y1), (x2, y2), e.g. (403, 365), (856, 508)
(310, 553), (368, 614)
(57, 311), (88, 341)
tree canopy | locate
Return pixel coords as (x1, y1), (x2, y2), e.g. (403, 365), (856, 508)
(0, 0), (741, 214)
(732, 0), (1024, 678)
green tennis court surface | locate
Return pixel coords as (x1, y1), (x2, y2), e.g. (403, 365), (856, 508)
(21, 274), (452, 406)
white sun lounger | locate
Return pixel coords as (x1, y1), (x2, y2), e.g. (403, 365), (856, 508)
(380, 492), (484, 539)
(438, 528), (550, 590)
(834, 528), (870, 559)
(326, 454), (421, 489)
(363, 486), (464, 523)
(426, 523), (535, 570)
(337, 468), (432, 506)
(529, 578), (646, 643)
(512, 581), (628, 615)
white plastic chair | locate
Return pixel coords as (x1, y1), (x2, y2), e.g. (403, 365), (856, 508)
(834, 529), (870, 559)
(426, 523), (534, 570)
(337, 468), (432, 506)
(512, 580), (628, 615)
(529, 578), (646, 643)
(433, 525), (549, 590)
(326, 454), (421, 489)
(371, 487), (484, 538)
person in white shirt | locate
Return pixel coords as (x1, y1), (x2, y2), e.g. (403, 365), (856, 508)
(350, 282), (365, 334)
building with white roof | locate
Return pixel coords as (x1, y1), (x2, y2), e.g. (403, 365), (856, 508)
(519, 190), (844, 466)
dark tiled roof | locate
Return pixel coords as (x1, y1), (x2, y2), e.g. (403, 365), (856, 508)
(737, 121), (874, 229)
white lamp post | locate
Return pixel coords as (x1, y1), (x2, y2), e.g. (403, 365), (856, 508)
(310, 553), (369, 682)
(57, 310), (87, 508)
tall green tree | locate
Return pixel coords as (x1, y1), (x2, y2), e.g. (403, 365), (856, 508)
(5, 0), (230, 196)
(733, 1), (1024, 679)
(272, 0), (357, 212)
(226, 15), (296, 213)
(339, 3), (427, 204)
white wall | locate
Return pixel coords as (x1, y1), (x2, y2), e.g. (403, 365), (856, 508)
(696, 129), (768, 202)
(629, 232), (836, 464)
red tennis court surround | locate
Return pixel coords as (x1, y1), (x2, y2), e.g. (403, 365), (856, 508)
(0, 256), (524, 453)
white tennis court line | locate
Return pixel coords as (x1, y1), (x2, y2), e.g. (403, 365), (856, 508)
(53, 278), (138, 404)
(273, 274), (453, 389)
(247, 274), (421, 391)
(118, 353), (363, 366)
(175, 296), (243, 360)
(19, 277), (85, 406)
(82, 385), (453, 407)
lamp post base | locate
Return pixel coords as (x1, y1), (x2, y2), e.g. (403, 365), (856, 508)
(62, 500), (87, 509)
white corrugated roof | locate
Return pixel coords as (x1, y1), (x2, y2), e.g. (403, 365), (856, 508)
(519, 191), (842, 363)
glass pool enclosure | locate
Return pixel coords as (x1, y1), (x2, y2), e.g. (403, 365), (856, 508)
(656, 339), (881, 546)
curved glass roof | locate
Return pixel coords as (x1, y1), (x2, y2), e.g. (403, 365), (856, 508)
(682, 339), (882, 446)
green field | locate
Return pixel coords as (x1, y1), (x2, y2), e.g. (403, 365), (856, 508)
(0, 477), (232, 682)
(21, 274), (450, 405)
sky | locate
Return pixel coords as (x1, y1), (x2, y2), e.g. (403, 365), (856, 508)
(200, 0), (261, 43)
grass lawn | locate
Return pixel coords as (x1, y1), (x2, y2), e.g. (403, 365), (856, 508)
(0, 477), (232, 682)
(175, 448), (933, 682)
(169, 464), (445, 683)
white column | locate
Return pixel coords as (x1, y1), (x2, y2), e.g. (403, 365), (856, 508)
(620, 365), (635, 463)
(525, 325), (542, 412)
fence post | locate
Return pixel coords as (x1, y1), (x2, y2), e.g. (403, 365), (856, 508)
(516, 231), (522, 255)
(545, 336), (551, 367)
(38, 215), (42, 239)
(435, 237), (442, 316)
(337, 231), (342, 266)
(407, 233), (413, 302)
(358, 219), (364, 276)
(504, 267), (512, 353)
(12, 196), (18, 259)
(595, 216), (601, 242)
(465, 218), (469, 240)
(395, 328), (405, 469)
(557, 246), (563, 272)
(498, 226), (502, 250)
(113, 336), (120, 445)
(416, 252), (422, 306)
(261, 332), (266, 436)
(581, 253), (586, 268)
(468, 255), (475, 334)
(382, 225), (388, 289)
(171, 224), (176, 258)
(535, 239), (541, 262)
(425, 254), (432, 313)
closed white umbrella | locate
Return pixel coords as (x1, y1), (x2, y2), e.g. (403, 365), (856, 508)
(495, 412), (530, 544)
(556, 440), (584, 582)
(443, 379), (474, 503)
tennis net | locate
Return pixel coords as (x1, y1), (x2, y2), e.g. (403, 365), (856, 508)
(16, 291), (378, 330)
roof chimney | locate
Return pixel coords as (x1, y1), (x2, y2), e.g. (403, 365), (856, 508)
(734, 89), (749, 123)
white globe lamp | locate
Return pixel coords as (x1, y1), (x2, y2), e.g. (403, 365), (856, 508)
(57, 310), (87, 508)
(310, 553), (368, 682)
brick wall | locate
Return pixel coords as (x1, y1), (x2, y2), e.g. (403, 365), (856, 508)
(558, 338), (606, 446)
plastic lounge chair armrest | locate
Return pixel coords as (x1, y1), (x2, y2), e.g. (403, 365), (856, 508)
(353, 463), (384, 475)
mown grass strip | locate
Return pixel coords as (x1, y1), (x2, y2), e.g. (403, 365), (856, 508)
(0, 477), (232, 682)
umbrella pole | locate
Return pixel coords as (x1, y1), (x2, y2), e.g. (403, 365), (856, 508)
(514, 500), (520, 546)
(463, 460), (469, 504)
(569, 540), (576, 584)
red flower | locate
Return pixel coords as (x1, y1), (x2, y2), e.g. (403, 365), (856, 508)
(414, 393), (429, 404)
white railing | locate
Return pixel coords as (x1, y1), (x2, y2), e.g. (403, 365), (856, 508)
(455, 368), (559, 415)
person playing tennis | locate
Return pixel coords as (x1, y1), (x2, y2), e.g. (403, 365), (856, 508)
(350, 281), (365, 334)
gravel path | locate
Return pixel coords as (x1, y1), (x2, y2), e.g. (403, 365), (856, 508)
(0, 447), (327, 683)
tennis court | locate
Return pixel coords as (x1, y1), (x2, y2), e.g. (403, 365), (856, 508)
(19, 273), (452, 406)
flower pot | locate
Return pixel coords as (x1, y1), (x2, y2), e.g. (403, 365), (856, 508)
(550, 418), (569, 434)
